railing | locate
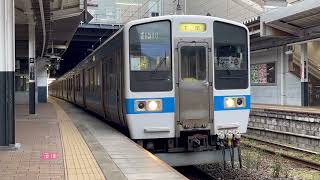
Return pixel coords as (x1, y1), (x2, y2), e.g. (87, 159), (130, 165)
(290, 53), (320, 81)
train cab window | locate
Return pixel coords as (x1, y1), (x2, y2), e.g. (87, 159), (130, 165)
(129, 20), (172, 92)
(213, 21), (248, 90)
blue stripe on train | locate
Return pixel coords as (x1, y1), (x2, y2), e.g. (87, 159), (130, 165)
(125, 97), (175, 114)
(125, 95), (250, 114)
(214, 95), (251, 111)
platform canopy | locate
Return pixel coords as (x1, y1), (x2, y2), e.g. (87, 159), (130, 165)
(15, 0), (92, 59)
(248, 0), (320, 50)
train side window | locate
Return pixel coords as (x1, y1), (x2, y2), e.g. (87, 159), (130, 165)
(93, 67), (96, 91)
(87, 69), (91, 92)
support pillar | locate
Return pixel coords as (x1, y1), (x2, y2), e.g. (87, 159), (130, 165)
(29, 23), (36, 113)
(0, 0), (15, 146)
(37, 59), (48, 103)
(300, 43), (309, 106)
(280, 46), (286, 105)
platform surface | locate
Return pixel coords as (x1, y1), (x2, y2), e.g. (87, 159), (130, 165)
(252, 103), (320, 114)
(54, 98), (187, 180)
(0, 97), (186, 180)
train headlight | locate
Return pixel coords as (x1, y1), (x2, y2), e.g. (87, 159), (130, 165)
(236, 97), (245, 107)
(224, 97), (236, 108)
(135, 99), (162, 112)
(146, 100), (162, 112)
(135, 101), (146, 112)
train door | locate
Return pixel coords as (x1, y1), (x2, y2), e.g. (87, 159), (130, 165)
(177, 41), (213, 131)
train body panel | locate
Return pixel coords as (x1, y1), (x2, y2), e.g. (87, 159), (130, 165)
(49, 15), (250, 165)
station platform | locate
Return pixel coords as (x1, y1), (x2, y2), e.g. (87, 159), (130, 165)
(252, 103), (320, 114)
(249, 103), (320, 152)
(0, 97), (186, 180)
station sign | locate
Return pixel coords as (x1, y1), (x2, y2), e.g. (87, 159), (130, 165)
(29, 58), (35, 82)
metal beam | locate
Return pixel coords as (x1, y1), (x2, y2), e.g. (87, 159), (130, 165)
(51, 7), (82, 21)
(251, 34), (320, 51)
(78, 23), (122, 30)
(266, 21), (304, 37)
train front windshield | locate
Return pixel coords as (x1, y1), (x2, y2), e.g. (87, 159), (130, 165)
(129, 21), (172, 92)
(213, 21), (248, 90)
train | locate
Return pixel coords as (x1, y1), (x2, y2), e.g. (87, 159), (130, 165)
(49, 15), (250, 166)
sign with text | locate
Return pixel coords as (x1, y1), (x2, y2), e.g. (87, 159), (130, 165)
(29, 58), (35, 82)
(179, 23), (206, 33)
(40, 152), (58, 160)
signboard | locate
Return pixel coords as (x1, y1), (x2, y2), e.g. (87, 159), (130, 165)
(251, 63), (276, 85)
(216, 56), (241, 70)
(179, 23), (206, 32)
(29, 58), (35, 82)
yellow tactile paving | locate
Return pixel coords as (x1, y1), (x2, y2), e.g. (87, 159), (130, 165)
(50, 99), (105, 180)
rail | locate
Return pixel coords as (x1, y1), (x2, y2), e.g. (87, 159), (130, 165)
(242, 135), (320, 171)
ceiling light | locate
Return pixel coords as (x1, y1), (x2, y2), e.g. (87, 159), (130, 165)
(116, 2), (142, 6)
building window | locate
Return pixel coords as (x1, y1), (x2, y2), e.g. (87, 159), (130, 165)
(251, 62), (276, 85)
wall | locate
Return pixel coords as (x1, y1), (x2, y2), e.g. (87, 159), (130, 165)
(15, 91), (38, 105)
(251, 47), (301, 106)
(248, 108), (320, 152)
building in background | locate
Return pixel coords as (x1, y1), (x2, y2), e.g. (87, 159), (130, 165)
(86, 0), (165, 24)
(85, 0), (303, 25)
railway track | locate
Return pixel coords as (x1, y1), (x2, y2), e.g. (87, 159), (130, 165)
(242, 135), (320, 171)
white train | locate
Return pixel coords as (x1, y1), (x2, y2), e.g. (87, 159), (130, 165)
(49, 15), (250, 166)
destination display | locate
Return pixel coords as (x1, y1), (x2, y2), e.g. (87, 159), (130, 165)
(179, 23), (206, 32)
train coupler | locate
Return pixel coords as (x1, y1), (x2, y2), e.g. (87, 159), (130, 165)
(187, 134), (209, 151)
